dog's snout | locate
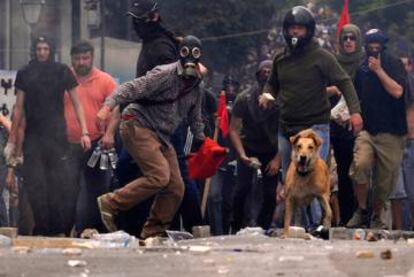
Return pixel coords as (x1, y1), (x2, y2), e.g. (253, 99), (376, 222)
(299, 155), (307, 164)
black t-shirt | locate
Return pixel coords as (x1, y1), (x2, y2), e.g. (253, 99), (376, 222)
(15, 60), (78, 136)
(232, 89), (279, 154)
(354, 51), (407, 135)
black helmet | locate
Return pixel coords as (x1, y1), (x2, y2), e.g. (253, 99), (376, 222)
(282, 6), (315, 51)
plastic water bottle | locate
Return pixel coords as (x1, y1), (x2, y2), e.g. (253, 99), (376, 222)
(87, 146), (101, 168)
(91, 231), (137, 248)
(99, 150), (109, 170)
(108, 148), (118, 169)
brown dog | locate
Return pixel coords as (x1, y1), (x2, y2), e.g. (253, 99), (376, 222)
(283, 129), (332, 236)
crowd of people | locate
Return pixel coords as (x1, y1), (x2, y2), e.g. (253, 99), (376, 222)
(0, 0), (413, 239)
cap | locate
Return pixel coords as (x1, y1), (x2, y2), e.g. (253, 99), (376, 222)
(127, 0), (158, 19)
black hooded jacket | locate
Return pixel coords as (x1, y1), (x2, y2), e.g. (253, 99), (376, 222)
(135, 24), (178, 77)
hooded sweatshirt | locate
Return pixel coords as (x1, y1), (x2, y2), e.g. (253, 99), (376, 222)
(337, 24), (365, 79)
(265, 39), (361, 136)
(331, 24), (365, 138)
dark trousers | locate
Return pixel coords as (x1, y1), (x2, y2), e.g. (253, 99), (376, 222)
(66, 140), (110, 235)
(332, 136), (356, 224)
(170, 125), (202, 232)
(23, 135), (68, 236)
(232, 149), (278, 232)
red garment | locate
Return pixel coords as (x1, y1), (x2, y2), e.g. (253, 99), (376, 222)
(337, 0), (350, 37)
(217, 91), (229, 137)
(188, 137), (227, 180)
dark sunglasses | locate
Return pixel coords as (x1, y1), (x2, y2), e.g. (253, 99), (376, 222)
(344, 35), (356, 41)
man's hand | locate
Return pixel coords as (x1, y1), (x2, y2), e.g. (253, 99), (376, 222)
(240, 155), (252, 167)
(96, 105), (111, 133)
(101, 133), (115, 150)
(368, 55), (382, 73)
(4, 142), (15, 163)
(265, 157), (281, 176)
(258, 93), (275, 109)
(80, 135), (92, 151)
(350, 113), (363, 135)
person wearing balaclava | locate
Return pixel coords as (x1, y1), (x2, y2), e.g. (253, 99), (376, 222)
(4, 36), (90, 236)
(95, 36), (206, 239)
(128, 0), (178, 78)
(327, 24), (365, 225)
(229, 60), (280, 232)
(259, 6), (363, 230)
(347, 29), (408, 230)
(113, 0), (204, 236)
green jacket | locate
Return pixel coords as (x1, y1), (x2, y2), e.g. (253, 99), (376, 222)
(265, 39), (361, 136)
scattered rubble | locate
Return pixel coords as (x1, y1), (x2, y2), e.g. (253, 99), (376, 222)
(67, 260), (87, 267)
(355, 250), (375, 259)
(380, 249), (393, 260)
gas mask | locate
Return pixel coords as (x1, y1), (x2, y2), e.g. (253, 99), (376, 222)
(179, 36), (202, 79)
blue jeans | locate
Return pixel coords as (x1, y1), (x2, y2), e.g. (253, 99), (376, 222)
(398, 139), (414, 229)
(0, 165), (8, 227)
(208, 168), (235, 235)
(279, 124), (330, 228)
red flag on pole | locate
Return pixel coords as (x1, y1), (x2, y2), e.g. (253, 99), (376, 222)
(337, 0), (350, 37)
(216, 91), (229, 137)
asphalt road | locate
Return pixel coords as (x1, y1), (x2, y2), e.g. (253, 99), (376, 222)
(0, 234), (414, 277)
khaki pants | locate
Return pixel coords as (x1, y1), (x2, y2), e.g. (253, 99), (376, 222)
(349, 131), (406, 204)
(108, 120), (184, 238)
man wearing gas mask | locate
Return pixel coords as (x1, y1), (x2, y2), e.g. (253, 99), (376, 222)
(347, 29), (407, 229)
(259, 6), (362, 229)
(95, 36), (205, 239)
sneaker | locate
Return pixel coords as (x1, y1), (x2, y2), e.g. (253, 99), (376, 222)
(97, 194), (118, 232)
(369, 215), (388, 230)
(346, 208), (369, 228)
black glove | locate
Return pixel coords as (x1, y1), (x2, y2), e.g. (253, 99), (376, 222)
(192, 138), (205, 152)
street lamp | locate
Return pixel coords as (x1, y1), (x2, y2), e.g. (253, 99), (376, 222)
(20, 0), (45, 58)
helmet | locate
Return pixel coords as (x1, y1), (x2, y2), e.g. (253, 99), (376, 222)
(282, 6), (315, 51)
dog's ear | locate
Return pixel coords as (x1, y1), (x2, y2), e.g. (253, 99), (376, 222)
(289, 133), (301, 145)
(308, 131), (323, 147)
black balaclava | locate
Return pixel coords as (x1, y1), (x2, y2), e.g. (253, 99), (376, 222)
(179, 35), (202, 79)
(127, 0), (160, 39)
(364, 28), (389, 58)
(222, 75), (240, 103)
(282, 6), (315, 53)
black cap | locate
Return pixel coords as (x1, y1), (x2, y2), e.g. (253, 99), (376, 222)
(127, 0), (158, 19)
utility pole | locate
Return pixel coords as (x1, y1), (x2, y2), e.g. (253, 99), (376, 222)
(100, 0), (105, 70)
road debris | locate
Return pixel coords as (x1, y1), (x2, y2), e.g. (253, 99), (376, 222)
(355, 250), (375, 259)
(380, 249), (392, 260)
(62, 248), (83, 256)
(67, 260), (87, 267)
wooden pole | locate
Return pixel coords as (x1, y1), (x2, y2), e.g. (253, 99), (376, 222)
(200, 96), (222, 219)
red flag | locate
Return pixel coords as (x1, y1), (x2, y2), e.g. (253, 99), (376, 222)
(337, 0), (350, 37)
(219, 105), (229, 137)
(217, 90), (226, 117)
(188, 137), (227, 180)
(216, 91), (229, 137)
